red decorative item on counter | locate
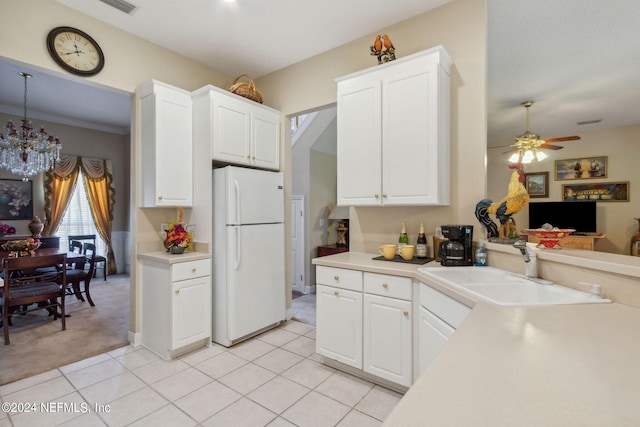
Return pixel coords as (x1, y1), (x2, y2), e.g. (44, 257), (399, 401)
(525, 229), (575, 249)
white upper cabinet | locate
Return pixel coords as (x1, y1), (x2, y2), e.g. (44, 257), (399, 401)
(139, 80), (193, 207)
(336, 45), (451, 206)
(192, 86), (280, 171)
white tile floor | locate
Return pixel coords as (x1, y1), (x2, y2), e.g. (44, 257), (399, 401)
(0, 321), (403, 427)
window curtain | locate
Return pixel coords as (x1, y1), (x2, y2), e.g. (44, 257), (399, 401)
(44, 155), (118, 275)
(44, 156), (80, 235)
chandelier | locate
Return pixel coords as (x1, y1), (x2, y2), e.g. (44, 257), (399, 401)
(0, 72), (61, 181)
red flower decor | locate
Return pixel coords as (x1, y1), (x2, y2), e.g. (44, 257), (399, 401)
(0, 223), (16, 236)
(165, 221), (192, 250)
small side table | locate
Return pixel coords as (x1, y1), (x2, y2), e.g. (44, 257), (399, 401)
(317, 245), (349, 257)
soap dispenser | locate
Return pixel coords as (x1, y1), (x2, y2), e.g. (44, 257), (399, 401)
(475, 239), (487, 266)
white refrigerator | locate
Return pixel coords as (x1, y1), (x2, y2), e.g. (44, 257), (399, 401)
(212, 166), (286, 346)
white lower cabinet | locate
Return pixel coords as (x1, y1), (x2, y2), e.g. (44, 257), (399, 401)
(316, 284), (363, 368)
(418, 281), (471, 375)
(140, 257), (212, 359)
(418, 305), (454, 375)
(316, 266), (412, 388)
(364, 294), (412, 387)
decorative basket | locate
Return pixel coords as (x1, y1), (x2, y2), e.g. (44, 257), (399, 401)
(229, 74), (263, 104)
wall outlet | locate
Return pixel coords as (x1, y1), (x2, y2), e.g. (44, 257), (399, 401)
(319, 219), (326, 228)
(160, 223), (168, 233)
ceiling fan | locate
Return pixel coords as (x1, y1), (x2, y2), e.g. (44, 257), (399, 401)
(503, 101), (581, 163)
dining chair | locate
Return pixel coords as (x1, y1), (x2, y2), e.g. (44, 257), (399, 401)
(65, 243), (97, 307)
(67, 235), (107, 280)
(1, 253), (67, 345)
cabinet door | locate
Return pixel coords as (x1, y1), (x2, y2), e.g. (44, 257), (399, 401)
(172, 276), (212, 349)
(316, 284), (363, 369)
(213, 94), (252, 165)
(336, 77), (382, 206)
(381, 57), (443, 206)
(418, 305), (454, 376)
(140, 83), (193, 207)
(251, 107), (280, 170)
(363, 294), (412, 387)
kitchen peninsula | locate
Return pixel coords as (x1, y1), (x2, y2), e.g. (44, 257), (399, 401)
(313, 246), (640, 425)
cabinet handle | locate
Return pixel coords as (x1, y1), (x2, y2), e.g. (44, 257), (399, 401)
(334, 290), (339, 296)
(382, 283), (388, 289)
(382, 194), (388, 198)
(175, 289), (180, 295)
(246, 155), (251, 159)
(192, 268), (196, 273)
(252, 156), (256, 160)
(403, 311), (409, 316)
(374, 194), (380, 199)
(158, 196), (163, 200)
(334, 275), (339, 281)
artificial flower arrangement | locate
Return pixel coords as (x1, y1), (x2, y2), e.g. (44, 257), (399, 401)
(0, 223), (16, 236)
(164, 207), (193, 251)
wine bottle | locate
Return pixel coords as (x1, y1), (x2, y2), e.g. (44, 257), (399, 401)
(398, 222), (409, 252)
(416, 223), (427, 258)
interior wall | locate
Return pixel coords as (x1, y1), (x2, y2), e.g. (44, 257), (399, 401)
(487, 124), (640, 255)
(257, 0), (487, 255)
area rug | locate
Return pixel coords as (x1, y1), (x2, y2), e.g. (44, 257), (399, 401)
(292, 292), (316, 326)
(0, 274), (130, 385)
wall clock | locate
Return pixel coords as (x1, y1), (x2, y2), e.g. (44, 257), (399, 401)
(47, 26), (105, 76)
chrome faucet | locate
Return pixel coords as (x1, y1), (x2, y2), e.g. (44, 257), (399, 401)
(513, 239), (538, 278)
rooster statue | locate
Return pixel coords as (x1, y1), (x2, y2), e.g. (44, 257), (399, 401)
(475, 163), (530, 240)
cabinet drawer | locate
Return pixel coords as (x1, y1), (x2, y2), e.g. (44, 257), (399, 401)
(420, 282), (471, 329)
(172, 259), (211, 282)
(316, 266), (362, 292)
(364, 273), (412, 301)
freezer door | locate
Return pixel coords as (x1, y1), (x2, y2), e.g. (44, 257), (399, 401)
(226, 223), (285, 341)
(217, 166), (284, 225)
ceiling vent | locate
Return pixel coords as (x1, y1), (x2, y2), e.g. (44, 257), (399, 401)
(98, 0), (137, 14)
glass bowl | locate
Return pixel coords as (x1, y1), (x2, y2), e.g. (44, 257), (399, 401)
(1, 239), (42, 254)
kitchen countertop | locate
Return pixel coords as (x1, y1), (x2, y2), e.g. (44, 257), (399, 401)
(312, 251), (438, 277)
(137, 250), (210, 264)
(313, 252), (640, 425)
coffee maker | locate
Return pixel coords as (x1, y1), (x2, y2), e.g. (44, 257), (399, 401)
(438, 225), (474, 266)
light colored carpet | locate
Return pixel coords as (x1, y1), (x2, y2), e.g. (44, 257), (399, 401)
(0, 274), (130, 385)
(292, 292), (316, 326)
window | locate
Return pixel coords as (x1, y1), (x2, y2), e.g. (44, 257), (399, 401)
(56, 170), (107, 254)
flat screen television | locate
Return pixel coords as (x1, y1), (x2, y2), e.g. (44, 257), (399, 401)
(528, 201), (597, 233)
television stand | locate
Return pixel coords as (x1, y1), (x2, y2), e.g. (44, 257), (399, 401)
(521, 232), (606, 251)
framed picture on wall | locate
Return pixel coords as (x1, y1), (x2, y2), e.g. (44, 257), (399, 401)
(555, 156), (607, 181)
(524, 172), (549, 198)
(562, 181), (629, 202)
(0, 179), (33, 220)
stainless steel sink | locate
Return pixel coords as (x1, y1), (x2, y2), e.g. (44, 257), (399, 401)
(418, 266), (611, 306)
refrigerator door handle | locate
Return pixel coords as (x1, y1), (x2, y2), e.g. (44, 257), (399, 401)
(234, 180), (241, 225)
(234, 227), (241, 270)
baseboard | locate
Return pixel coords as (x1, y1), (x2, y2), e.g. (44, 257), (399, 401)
(128, 330), (141, 347)
(304, 284), (316, 294)
(286, 307), (293, 320)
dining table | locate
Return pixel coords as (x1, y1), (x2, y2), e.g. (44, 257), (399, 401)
(0, 248), (87, 319)
(0, 248), (86, 266)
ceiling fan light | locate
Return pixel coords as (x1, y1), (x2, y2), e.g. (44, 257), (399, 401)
(508, 152), (521, 163)
(535, 149), (548, 161)
(522, 149), (534, 164)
